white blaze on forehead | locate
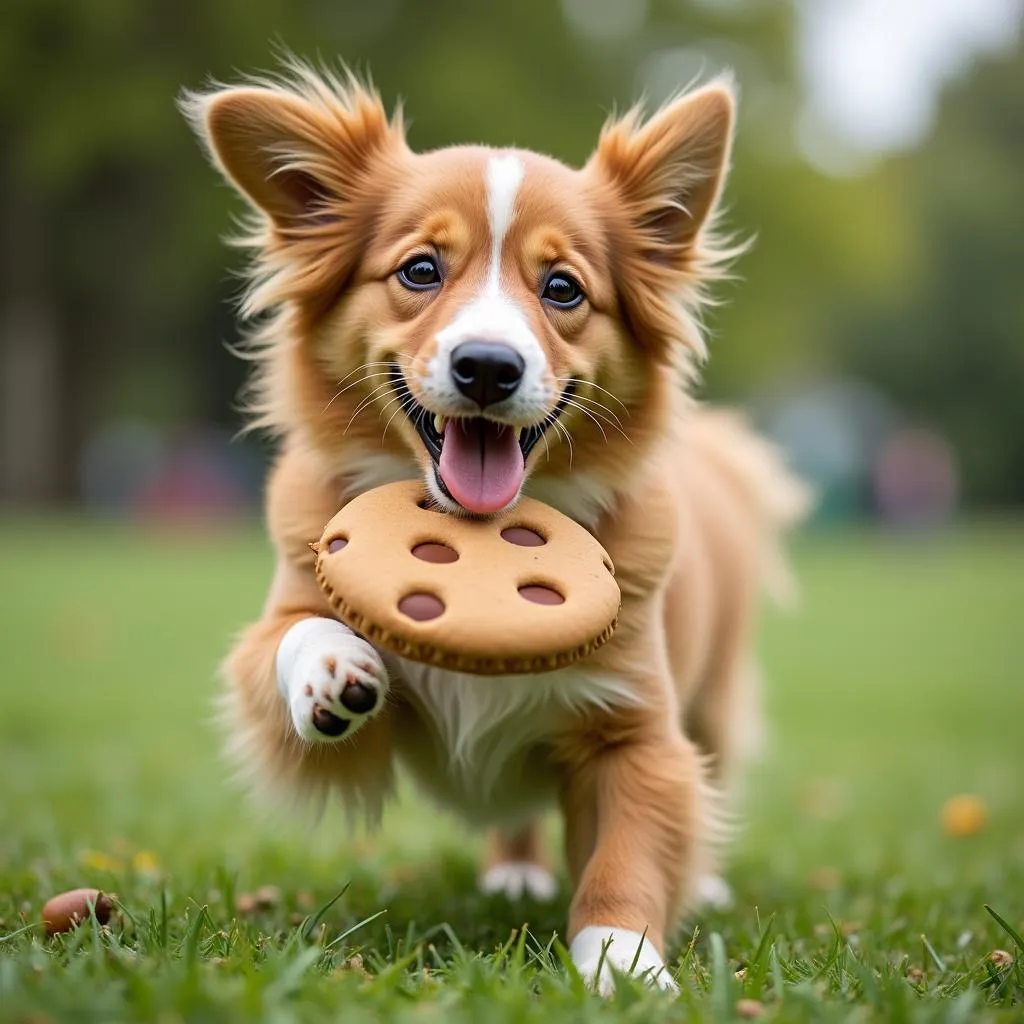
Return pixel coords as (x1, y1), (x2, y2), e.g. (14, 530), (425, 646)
(485, 154), (525, 293)
(422, 151), (550, 424)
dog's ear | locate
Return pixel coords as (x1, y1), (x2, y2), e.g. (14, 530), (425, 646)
(182, 68), (406, 313)
(586, 79), (737, 360)
(183, 70), (403, 230)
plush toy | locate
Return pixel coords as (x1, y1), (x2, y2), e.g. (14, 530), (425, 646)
(313, 481), (620, 675)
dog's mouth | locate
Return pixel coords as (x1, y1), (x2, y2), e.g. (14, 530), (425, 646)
(389, 364), (575, 515)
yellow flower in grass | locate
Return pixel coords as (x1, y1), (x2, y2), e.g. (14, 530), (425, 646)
(78, 849), (123, 873)
(132, 850), (161, 876)
(940, 794), (989, 837)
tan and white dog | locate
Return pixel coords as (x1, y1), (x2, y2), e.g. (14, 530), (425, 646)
(184, 62), (808, 993)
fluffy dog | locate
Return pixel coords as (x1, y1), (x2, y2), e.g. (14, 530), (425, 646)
(184, 61), (808, 992)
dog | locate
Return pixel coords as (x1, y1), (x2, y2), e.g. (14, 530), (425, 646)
(183, 61), (809, 993)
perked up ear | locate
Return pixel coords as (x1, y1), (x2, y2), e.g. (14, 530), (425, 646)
(586, 78), (739, 361)
(180, 63), (406, 311)
(196, 87), (343, 225)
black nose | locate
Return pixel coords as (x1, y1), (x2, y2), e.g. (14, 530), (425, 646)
(450, 342), (525, 409)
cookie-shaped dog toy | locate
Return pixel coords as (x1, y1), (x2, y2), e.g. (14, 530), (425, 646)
(313, 480), (620, 675)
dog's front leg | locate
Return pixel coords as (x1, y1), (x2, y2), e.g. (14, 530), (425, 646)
(221, 448), (395, 810)
(223, 595), (395, 812)
(228, 538), (391, 749)
(558, 713), (707, 995)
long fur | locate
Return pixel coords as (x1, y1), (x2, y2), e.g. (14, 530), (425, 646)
(185, 59), (810, 963)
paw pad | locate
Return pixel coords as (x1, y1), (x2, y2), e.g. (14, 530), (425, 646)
(339, 681), (377, 714)
(311, 705), (350, 737)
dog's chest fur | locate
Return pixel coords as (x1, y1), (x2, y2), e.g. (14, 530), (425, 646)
(388, 657), (637, 823)
(339, 455), (635, 821)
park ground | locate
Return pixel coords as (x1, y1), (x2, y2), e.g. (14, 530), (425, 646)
(1, 517), (1022, 1022)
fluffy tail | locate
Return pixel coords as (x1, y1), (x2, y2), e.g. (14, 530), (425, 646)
(686, 407), (814, 606)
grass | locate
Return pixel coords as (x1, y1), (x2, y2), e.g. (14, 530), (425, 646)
(0, 515), (1022, 1022)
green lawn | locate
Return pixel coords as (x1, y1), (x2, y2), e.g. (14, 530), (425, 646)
(1, 517), (1022, 1022)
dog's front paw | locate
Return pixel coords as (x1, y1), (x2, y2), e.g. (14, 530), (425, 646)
(277, 618), (389, 743)
(570, 926), (678, 997)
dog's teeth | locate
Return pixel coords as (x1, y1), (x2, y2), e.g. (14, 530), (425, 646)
(434, 414), (447, 435)
(518, 428), (526, 442)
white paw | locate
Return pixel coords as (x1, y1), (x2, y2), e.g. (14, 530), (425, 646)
(570, 926), (678, 996)
(479, 862), (558, 901)
(276, 618), (388, 743)
(695, 874), (734, 910)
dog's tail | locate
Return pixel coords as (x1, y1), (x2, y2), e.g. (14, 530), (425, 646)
(686, 407), (814, 606)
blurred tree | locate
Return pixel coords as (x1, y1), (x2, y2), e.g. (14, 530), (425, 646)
(837, 42), (1024, 504)
(0, 0), (803, 503)
(3, 0), (1018, 508)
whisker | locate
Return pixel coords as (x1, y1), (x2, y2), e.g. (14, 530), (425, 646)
(541, 421), (552, 463)
(329, 354), (415, 400)
(551, 418), (575, 469)
(382, 394), (418, 443)
(562, 398), (632, 445)
(561, 399), (609, 444)
(334, 367), (394, 390)
(344, 381), (400, 434)
(332, 360), (395, 385)
(555, 377), (630, 415)
(323, 370), (395, 416)
(564, 392), (627, 432)
(327, 359), (401, 396)
(371, 395), (406, 440)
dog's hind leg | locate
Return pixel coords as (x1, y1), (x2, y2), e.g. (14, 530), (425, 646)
(682, 654), (764, 909)
(478, 821), (557, 901)
(686, 654), (763, 794)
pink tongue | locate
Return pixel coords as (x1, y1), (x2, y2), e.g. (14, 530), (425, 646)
(438, 419), (524, 514)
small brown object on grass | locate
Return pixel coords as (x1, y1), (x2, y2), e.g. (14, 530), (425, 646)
(42, 888), (113, 936)
(735, 998), (766, 1018)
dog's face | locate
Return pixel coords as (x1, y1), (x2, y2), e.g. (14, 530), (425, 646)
(187, 66), (735, 516)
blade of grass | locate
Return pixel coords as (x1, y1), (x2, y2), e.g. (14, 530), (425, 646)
(771, 944), (785, 1003)
(299, 884), (350, 943)
(746, 913), (776, 999)
(159, 888), (169, 949)
(984, 904), (1024, 954)
(324, 909), (387, 951)
(0, 923), (43, 944)
(921, 933), (946, 974)
(709, 932), (732, 1020)
(183, 903), (213, 965)
(263, 946), (323, 1001)
(550, 934), (587, 996)
(628, 926), (650, 973)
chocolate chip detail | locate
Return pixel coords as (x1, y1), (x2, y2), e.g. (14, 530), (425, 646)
(398, 592), (445, 621)
(411, 542), (459, 564)
(501, 527), (546, 547)
(518, 584), (564, 605)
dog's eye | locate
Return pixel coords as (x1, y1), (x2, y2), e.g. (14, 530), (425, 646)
(397, 256), (442, 290)
(542, 273), (584, 309)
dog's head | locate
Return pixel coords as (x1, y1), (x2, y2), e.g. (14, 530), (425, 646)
(185, 64), (737, 517)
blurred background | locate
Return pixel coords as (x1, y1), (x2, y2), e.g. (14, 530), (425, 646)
(2, 0), (1022, 525)
(1, 5), (1023, 995)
